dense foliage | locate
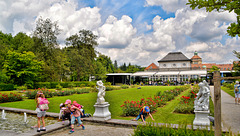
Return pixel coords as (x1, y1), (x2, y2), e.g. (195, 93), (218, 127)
(0, 18), (145, 89)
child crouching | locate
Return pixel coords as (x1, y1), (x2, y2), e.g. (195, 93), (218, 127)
(69, 101), (85, 134)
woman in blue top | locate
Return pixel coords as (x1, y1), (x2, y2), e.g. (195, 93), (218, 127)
(234, 81), (240, 104)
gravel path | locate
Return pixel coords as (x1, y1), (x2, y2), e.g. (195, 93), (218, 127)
(43, 123), (134, 136)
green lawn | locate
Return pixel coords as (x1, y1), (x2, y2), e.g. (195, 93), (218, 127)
(0, 86), (175, 118)
(221, 86), (235, 98)
(0, 86), (213, 125)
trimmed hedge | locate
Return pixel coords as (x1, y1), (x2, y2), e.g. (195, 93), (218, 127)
(25, 88), (91, 99)
(33, 81), (97, 89)
(0, 84), (15, 91)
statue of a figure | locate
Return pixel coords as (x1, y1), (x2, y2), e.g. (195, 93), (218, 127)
(96, 80), (106, 104)
(194, 80), (210, 111)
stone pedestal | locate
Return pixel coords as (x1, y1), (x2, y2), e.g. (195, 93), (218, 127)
(93, 102), (111, 121)
(193, 110), (210, 126)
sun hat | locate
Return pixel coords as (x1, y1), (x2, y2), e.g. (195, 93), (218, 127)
(236, 81), (239, 84)
(144, 106), (150, 113)
(64, 99), (71, 104)
(72, 101), (77, 104)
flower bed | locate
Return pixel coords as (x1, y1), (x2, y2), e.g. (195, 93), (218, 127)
(25, 88), (90, 99)
(121, 85), (190, 116)
(174, 86), (198, 114)
(0, 92), (23, 103)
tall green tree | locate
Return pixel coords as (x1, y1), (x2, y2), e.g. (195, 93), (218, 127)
(32, 17), (61, 81)
(187, 0), (240, 37)
(120, 63), (127, 71)
(208, 65), (220, 73)
(0, 31), (13, 69)
(114, 60), (118, 69)
(96, 54), (115, 73)
(66, 29), (98, 81)
(12, 32), (34, 53)
(126, 65), (139, 73)
(3, 51), (43, 87)
(232, 50), (240, 76)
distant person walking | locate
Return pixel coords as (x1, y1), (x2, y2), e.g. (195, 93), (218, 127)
(234, 81), (240, 104)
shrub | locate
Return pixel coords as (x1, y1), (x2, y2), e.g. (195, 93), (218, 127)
(25, 88), (53, 99)
(0, 83), (15, 91)
(106, 86), (114, 91)
(121, 85), (129, 89)
(56, 83), (63, 90)
(68, 82), (76, 88)
(0, 92), (23, 103)
(34, 82), (51, 89)
(104, 82), (112, 86)
(121, 98), (158, 116)
(16, 85), (27, 91)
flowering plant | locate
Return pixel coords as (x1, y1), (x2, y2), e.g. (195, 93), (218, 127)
(0, 92), (23, 103)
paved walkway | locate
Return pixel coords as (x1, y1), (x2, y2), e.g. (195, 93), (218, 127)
(42, 123), (134, 136)
(210, 86), (240, 135)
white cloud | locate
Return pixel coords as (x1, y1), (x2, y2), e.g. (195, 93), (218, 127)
(97, 15), (137, 48)
(145, 0), (188, 12)
(37, 1), (101, 42)
(186, 42), (209, 52)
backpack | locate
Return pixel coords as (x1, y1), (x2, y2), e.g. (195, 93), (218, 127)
(39, 97), (49, 111)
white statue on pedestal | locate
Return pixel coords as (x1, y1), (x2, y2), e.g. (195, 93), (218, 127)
(193, 80), (211, 126)
(96, 80), (106, 104)
(194, 80), (210, 111)
(93, 80), (111, 121)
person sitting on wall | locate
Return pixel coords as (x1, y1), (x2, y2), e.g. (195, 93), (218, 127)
(131, 106), (154, 123)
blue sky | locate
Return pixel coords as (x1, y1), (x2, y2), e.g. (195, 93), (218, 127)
(0, 0), (239, 66)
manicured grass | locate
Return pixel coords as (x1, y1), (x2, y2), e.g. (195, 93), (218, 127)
(0, 86), (176, 120)
(147, 88), (195, 124)
(221, 86), (235, 98)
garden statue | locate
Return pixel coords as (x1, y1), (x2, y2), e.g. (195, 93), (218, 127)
(194, 80), (210, 111)
(193, 80), (210, 126)
(96, 80), (106, 104)
(93, 80), (111, 121)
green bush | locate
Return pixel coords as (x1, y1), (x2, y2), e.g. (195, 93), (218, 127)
(50, 82), (59, 88)
(104, 82), (112, 86)
(121, 85), (129, 89)
(68, 82), (76, 88)
(56, 83), (63, 90)
(0, 83), (15, 91)
(16, 85), (28, 91)
(34, 82), (51, 89)
(106, 86), (114, 91)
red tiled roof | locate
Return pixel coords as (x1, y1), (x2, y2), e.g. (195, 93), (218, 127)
(191, 63), (233, 70)
(145, 63), (159, 70)
(191, 55), (201, 59)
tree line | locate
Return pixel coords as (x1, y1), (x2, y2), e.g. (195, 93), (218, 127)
(0, 17), (144, 88)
